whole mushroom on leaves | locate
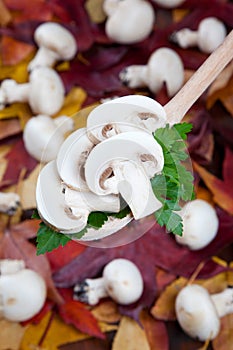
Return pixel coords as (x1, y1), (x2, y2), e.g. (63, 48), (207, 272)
(73, 258), (144, 305)
(119, 47), (184, 97)
(175, 284), (233, 341)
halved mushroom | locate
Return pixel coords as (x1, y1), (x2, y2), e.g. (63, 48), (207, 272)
(84, 131), (163, 219)
(36, 161), (121, 235)
(56, 127), (94, 191)
(86, 95), (167, 143)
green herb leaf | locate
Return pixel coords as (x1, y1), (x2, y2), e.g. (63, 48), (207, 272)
(152, 122), (194, 235)
(31, 209), (41, 219)
(36, 222), (72, 255)
(87, 211), (108, 228)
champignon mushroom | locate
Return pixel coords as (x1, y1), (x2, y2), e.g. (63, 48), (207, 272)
(175, 199), (219, 250)
(86, 95), (167, 143)
(175, 284), (233, 341)
(152, 0), (185, 8)
(28, 22), (78, 71)
(171, 17), (227, 54)
(0, 67), (65, 115)
(103, 0), (155, 44)
(119, 47), (184, 97)
(23, 115), (74, 163)
(84, 131), (163, 219)
(0, 259), (46, 322)
(36, 161), (121, 235)
(56, 127), (94, 191)
(0, 192), (20, 215)
(73, 258), (143, 305)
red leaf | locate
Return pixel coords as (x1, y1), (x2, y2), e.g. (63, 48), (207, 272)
(59, 300), (105, 339)
(1, 35), (34, 65)
(1, 139), (38, 190)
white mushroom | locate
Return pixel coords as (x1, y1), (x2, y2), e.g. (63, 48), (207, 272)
(36, 160), (121, 235)
(56, 127), (94, 191)
(23, 115), (74, 163)
(73, 258), (143, 305)
(86, 95), (167, 143)
(103, 0), (155, 44)
(175, 199), (219, 250)
(175, 284), (233, 341)
(0, 192), (20, 215)
(0, 67), (65, 115)
(171, 17), (227, 54)
(152, 0), (186, 8)
(84, 131), (163, 219)
(119, 47), (184, 97)
(28, 22), (78, 71)
(0, 259), (46, 322)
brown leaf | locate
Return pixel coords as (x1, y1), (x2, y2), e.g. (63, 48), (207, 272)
(85, 0), (106, 24)
(112, 316), (150, 350)
(91, 301), (121, 324)
(0, 0), (12, 26)
(0, 319), (25, 350)
(0, 119), (21, 140)
(1, 36), (35, 65)
(212, 314), (233, 350)
(140, 309), (169, 350)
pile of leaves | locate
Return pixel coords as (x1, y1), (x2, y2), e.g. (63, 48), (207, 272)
(0, 0), (233, 350)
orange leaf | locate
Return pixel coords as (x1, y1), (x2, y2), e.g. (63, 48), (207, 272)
(194, 148), (233, 215)
(59, 300), (105, 339)
(212, 314), (233, 350)
(140, 309), (169, 350)
(1, 36), (34, 65)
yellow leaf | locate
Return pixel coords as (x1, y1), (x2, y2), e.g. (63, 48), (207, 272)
(172, 9), (190, 22)
(112, 316), (150, 350)
(54, 87), (87, 118)
(0, 103), (32, 128)
(85, 0), (107, 23)
(0, 319), (25, 350)
(91, 301), (121, 324)
(20, 311), (90, 350)
(18, 164), (41, 210)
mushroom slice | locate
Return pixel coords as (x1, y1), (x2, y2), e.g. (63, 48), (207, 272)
(56, 128), (94, 191)
(36, 161), (121, 234)
(86, 95), (166, 143)
(84, 131), (163, 219)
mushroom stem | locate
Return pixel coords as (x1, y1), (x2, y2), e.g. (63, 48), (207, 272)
(29, 46), (59, 70)
(164, 30), (233, 125)
(0, 192), (20, 215)
(74, 277), (108, 305)
(211, 288), (233, 318)
(172, 29), (198, 48)
(0, 80), (30, 108)
(119, 65), (148, 88)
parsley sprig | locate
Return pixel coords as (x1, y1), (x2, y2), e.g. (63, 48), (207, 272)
(151, 122), (194, 236)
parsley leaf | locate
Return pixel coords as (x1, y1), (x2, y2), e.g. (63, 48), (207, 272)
(87, 211), (108, 228)
(152, 122), (194, 236)
(36, 222), (72, 255)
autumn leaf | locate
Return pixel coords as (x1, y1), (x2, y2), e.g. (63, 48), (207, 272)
(0, 319), (25, 350)
(194, 147), (233, 215)
(1, 36), (35, 65)
(212, 314), (233, 350)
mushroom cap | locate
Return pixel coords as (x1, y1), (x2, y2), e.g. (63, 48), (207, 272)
(152, 0), (186, 8)
(86, 95), (167, 142)
(0, 269), (46, 322)
(23, 115), (65, 163)
(56, 127), (94, 191)
(175, 199), (219, 250)
(28, 67), (65, 115)
(146, 47), (184, 96)
(104, 0), (155, 44)
(33, 22), (77, 60)
(103, 258), (143, 304)
(198, 17), (227, 53)
(175, 284), (220, 341)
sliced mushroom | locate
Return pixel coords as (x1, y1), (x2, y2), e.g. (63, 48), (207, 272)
(84, 131), (163, 219)
(86, 95), (167, 143)
(56, 127), (94, 191)
(36, 161), (120, 234)
(28, 22), (78, 71)
(119, 47), (184, 97)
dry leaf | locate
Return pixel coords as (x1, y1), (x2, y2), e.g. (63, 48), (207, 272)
(19, 164), (41, 210)
(0, 119), (21, 140)
(20, 311), (90, 350)
(1, 36), (35, 66)
(85, 0), (106, 23)
(0, 103), (32, 128)
(172, 9), (190, 22)
(91, 301), (121, 324)
(112, 316), (150, 350)
(0, 319), (25, 350)
(54, 87), (87, 118)
(72, 104), (99, 130)
(0, 52), (32, 82)
(212, 314), (233, 350)
(0, 0), (12, 26)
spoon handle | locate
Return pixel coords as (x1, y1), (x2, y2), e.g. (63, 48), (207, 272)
(164, 30), (233, 124)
